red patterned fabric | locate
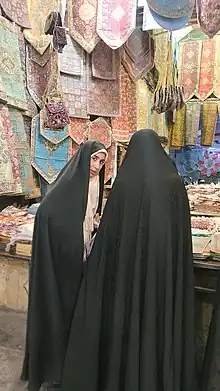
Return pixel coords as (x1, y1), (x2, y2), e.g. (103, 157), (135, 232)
(72, 141), (80, 156)
(87, 117), (112, 149)
(105, 141), (117, 183)
(92, 40), (116, 80)
(112, 65), (137, 142)
(68, 117), (89, 144)
(197, 38), (215, 100)
(97, 0), (137, 49)
(178, 40), (201, 101)
(0, 0), (31, 28)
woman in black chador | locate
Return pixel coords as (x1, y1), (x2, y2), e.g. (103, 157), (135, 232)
(61, 129), (196, 391)
(21, 141), (107, 391)
(201, 275), (220, 391)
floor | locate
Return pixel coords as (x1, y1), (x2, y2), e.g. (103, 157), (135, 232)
(0, 306), (27, 391)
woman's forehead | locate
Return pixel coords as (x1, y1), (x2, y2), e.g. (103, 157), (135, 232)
(92, 152), (106, 160)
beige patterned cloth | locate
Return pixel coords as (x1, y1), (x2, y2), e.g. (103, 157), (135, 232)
(23, 0), (61, 55)
(214, 35), (220, 99)
(185, 101), (201, 146)
(137, 79), (148, 130)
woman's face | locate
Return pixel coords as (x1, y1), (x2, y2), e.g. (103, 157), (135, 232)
(90, 152), (106, 178)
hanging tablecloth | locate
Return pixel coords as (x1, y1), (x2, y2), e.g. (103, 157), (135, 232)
(0, 0), (31, 28)
(40, 109), (69, 144)
(0, 104), (22, 195)
(214, 35), (220, 99)
(121, 29), (155, 82)
(9, 108), (35, 194)
(0, 17), (27, 111)
(92, 40), (116, 80)
(68, 117), (89, 143)
(137, 79), (148, 130)
(201, 102), (218, 146)
(185, 101), (201, 146)
(87, 117), (112, 148)
(68, 0), (100, 53)
(197, 0), (220, 38)
(31, 115), (72, 184)
(168, 105), (186, 148)
(97, 0), (137, 49)
(111, 65), (137, 142)
(59, 34), (83, 76)
(88, 51), (120, 117)
(178, 40), (202, 101)
(153, 30), (168, 90)
(197, 38), (215, 100)
(23, 0), (61, 55)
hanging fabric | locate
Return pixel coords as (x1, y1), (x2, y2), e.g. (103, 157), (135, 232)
(0, 0), (31, 28)
(59, 34), (83, 76)
(88, 50), (120, 117)
(0, 17), (27, 111)
(44, 11), (67, 53)
(214, 35), (220, 99)
(185, 101), (201, 146)
(40, 108), (69, 144)
(104, 141), (117, 183)
(31, 114), (72, 184)
(201, 102), (218, 146)
(68, 117), (89, 143)
(111, 65), (137, 142)
(67, 0), (99, 53)
(96, 0), (137, 49)
(87, 117), (112, 148)
(197, 38), (215, 100)
(168, 105), (186, 148)
(137, 79), (148, 130)
(178, 40), (202, 101)
(92, 40), (116, 80)
(121, 29), (155, 82)
(197, 0), (220, 38)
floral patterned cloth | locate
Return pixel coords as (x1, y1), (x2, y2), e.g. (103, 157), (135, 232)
(87, 117), (112, 148)
(201, 102), (218, 146)
(68, 117), (89, 143)
(185, 101), (201, 146)
(92, 40), (116, 80)
(0, 0), (31, 28)
(197, 0), (220, 38)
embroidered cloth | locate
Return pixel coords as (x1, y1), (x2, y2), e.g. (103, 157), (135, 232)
(197, 0), (220, 38)
(69, 118), (89, 143)
(148, 0), (195, 18)
(168, 105), (186, 148)
(201, 102), (218, 146)
(154, 30), (168, 90)
(9, 108), (35, 194)
(31, 115), (72, 184)
(0, 0), (31, 28)
(40, 109), (69, 144)
(197, 39), (215, 100)
(0, 17), (27, 111)
(97, 0), (137, 49)
(29, 45), (52, 67)
(111, 65), (137, 142)
(59, 35), (83, 76)
(0, 104), (22, 195)
(121, 29), (154, 82)
(0, 76), (7, 103)
(87, 118), (112, 148)
(23, 0), (60, 55)
(26, 44), (54, 108)
(68, 0), (99, 53)
(61, 71), (88, 118)
(137, 79), (148, 130)
(88, 50), (120, 117)
(178, 40), (202, 101)
(214, 35), (220, 99)
(92, 40), (116, 80)
(185, 102), (201, 146)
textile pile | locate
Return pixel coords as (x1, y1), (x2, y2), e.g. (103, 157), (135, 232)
(187, 184), (220, 214)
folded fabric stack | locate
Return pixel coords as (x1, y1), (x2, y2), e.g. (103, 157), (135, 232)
(187, 184), (220, 214)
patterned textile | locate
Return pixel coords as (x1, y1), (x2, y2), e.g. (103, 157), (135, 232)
(9, 108), (35, 194)
(97, 0), (137, 50)
(68, 0), (99, 53)
(0, 0), (31, 28)
(137, 79), (148, 130)
(88, 50), (120, 117)
(148, 0), (195, 18)
(197, 0), (220, 38)
(121, 29), (154, 82)
(25, 172), (41, 199)
(153, 30), (168, 89)
(61, 70), (88, 119)
(69, 117), (89, 143)
(0, 17), (27, 111)
(168, 105), (186, 148)
(0, 104), (22, 195)
(23, 0), (59, 55)
(197, 39), (215, 101)
(214, 35), (220, 99)
(178, 40), (202, 101)
(26, 44), (54, 108)
(92, 40), (116, 80)
(87, 117), (112, 148)
(31, 115), (72, 184)
(72, 141), (80, 156)
(111, 65), (137, 142)
(59, 35), (83, 76)
(145, 87), (167, 136)
(185, 101), (201, 146)
(0, 76), (7, 103)
(105, 141), (117, 183)
(201, 102), (218, 146)
(29, 45), (52, 67)
(40, 109), (69, 144)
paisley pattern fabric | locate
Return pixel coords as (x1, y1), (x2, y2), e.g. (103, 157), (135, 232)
(68, 117), (89, 143)
(92, 40), (116, 80)
(31, 115), (72, 184)
(0, 17), (27, 111)
(87, 117), (112, 148)
(97, 0), (137, 50)
(40, 108), (69, 144)
(23, 0), (60, 55)
(185, 101), (201, 146)
(197, 0), (220, 38)
(0, 0), (31, 28)
(201, 102), (218, 146)
(68, 0), (99, 53)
